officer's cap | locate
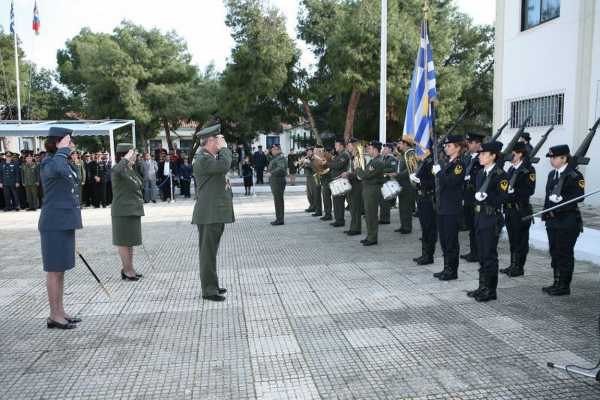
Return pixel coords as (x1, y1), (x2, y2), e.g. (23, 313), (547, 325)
(347, 138), (359, 144)
(369, 140), (382, 151)
(443, 135), (464, 145)
(546, 144), (570, 158)
(465, 132), (485, 142)
(520, 131), (531, 141)
(116, 143), (134, 153)
(48, 127), (73, 138)
(197, 124), (221, 139)
(513, 142), (528, 153)
(315, 144), (324, 149)
(479, 141), (503, 154)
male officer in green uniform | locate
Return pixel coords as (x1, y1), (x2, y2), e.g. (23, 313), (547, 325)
(267, 144), (287, 225)
(357, 141), (385, 246)
(21, 153), (40, 210)
(342, 138), (363, 236)
(394, 136), (417, 234)
(191, 127), (234, 302)
(311, 145), (324, 217)
(302, 147), (316, 213)
(378, 143), (398, 224)
(328, 139), (351, 227)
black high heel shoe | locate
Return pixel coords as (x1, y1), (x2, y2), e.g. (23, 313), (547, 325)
(66, 316), (82, 324)
(47, 318), (77, 330)
(121, 270), (140, 281)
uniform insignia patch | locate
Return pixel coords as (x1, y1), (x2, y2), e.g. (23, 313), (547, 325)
(578, 179), (585, 189)
(529, 173), (536, 182)
(454, 165), (463, 175)
(500, 180), (509, 191)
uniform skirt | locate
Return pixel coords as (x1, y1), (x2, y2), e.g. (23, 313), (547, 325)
(112, 216), (142, 247)
(40, 230), (76, 272)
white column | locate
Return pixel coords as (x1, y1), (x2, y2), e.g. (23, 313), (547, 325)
(379, 0), (388, 144)
(132, 121), (137, 148)
(109, 130), (116, 164)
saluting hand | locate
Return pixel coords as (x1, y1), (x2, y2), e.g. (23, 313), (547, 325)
(409, 173), (420, 184)
(57, 135), (74, 150)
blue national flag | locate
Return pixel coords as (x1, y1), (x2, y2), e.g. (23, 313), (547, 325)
(9, 1), (15, 34)
(402, 20), (438, 157)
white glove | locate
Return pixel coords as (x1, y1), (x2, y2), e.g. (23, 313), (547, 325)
(507, 187), (515, 194)
(549, 194), (563, 203)
(409, 173), (420, 184)
(464, 175), (471, 182)
(431, 164), (442, 175)
(475, 192), (488, 202)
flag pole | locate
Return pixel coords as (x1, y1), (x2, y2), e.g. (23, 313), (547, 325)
(11, 2), (22, 122)
(379, 0), (387, 144)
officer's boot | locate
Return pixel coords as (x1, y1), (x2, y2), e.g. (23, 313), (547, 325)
(439, 257), (458, 281)
(475, 272), (498, 302)
(467, 272), (484, 298)
(415, 242), (434, 265)
(506, 252), (524, 277)
(548, 269), (572, 296)
(542, 268), (559, 293)
(433, 256), (449, 278)
(500, 252), (515, 274)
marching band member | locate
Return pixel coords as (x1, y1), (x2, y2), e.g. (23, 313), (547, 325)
(310, 145), (325, 217)
(357, 141), (385, 246)
(342, 138), (363, 236)
(394, 136), (417, 234)
(378, 144), (398, 225)
(328, 139), (351, 227)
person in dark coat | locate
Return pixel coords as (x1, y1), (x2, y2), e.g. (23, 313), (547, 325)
(0, 151), (22, 211)
(242, 155), (254, 196)
(39, 127), (83, 330)
(253, 145), (267, 184)
(91, 152), (108, 208)
(179, 158), (193, 198)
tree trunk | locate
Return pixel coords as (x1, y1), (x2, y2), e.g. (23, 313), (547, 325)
(302, 99), (322, 145)
(343, 88), (361, 142)
(163, 120), (174, 151)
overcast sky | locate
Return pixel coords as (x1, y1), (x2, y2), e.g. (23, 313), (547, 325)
(5, 0), (496, 72)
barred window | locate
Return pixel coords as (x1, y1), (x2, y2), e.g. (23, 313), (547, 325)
(510, 93), (564, 129)
(522, 0), (560, 31)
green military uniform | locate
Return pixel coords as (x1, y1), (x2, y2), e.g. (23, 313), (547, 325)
(395, 150), (416, 232)
(20, 162), (40, 210)
(268, 153), (288, 224)
(303, 157), (316, 212)
(311, 157), (323, 216)
(192, 147), (234, 297)
(347, 153), (363, 234)
(357, 155), (385, 244)
(328, 149), (351, 224)
(111, 152), (145, 247)
(70, 159), (86, 203)
(321, 160), (333, 219)
(379, 153), (398, 223)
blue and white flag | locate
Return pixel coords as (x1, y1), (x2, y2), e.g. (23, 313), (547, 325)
(402, 20), (437, 157)
(9, 0), (15, 34)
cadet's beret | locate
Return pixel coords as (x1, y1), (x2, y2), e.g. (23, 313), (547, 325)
(369, 140), (382, 151)
(465, 132), (485, 142)
(48, 126), (73, 138)
(479, 141), (503, 154)
(197, 124), (221, 139)
(520, 131), (531, 141)
(443, 135), (464, 145)
(385, 142), (395, 149)
(315, 144), (324, 149)
(513, 142), (528, 153)
(400, 134), (416, 146)
(116, 143), (134, 153)
(347, 138), (359, 144)
(546, 144), (570, 158)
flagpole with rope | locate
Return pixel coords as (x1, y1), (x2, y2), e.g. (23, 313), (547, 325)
(379, 0), (387, 144)
(10, 0), (22, 122)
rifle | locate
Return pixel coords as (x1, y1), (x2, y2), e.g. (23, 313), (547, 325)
(490, 117), (511, 142)
(530, 125), (554, 164)
(502, 116), (532, 162)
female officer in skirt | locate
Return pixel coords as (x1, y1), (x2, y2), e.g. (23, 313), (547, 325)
(111, 143), (145, 281)
(39, 127), (83, 330)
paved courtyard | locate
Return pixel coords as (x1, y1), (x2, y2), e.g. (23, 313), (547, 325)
(1, 193), (599, 399)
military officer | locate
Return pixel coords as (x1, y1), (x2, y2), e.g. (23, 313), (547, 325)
(21, 153), (40, 210)
(311, 145), (324, 217)
(69, 151), (86, 203)
(357, 141), (385, 246)
(191, 129), (234, 302)
(541, 145), (584, 296)
(460, 132), (485, 262)
(501, 142), (536, 277)
(342, 138), (363, 236)
(303, 147), (316, 213)
(410, 154), (437, 264)
(328, 139), (351, 227)
(91, 151), (108, 208)
(0, 151), (22, 211)
(378, 143), (398, 224)
(466, 141), (509, 302)
(432, 135), (466, 281)
(319, 147), (334, 221)
(266, 144), (287, 226)
(394, 136), (417, 234)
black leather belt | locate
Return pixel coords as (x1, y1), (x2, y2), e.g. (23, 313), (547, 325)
(475, 204), (500, 215)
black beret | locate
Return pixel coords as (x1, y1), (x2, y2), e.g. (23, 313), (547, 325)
(369, 140), (382, 151)
(479, 141), (503, 153)
(385, 142), (395, 149)
(546, 144), (570, 158)
(443, 135), (464, 145)
(335, 138), (345, 144)
(513, 142), (528, 153)
(520, 131), (531, 141)
(315, 144), (324, 149)
(347, 138), (359, 144)
(465, 132), (485, 142)
(48, 126), (73, 138)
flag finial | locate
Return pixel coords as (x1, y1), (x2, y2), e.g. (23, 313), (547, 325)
(423, 0), (431, 21)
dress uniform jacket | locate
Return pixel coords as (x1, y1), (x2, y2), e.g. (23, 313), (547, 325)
(21, 162), (40, 186)
(111, 159), (144, 217)
(437, 157), (465, 215)
(542, 167), (584, 229)
(192, 148), (235, 225)
(0, 160), (21, 186)
(268, 154), (288, 222)
(358, 156), (385, 242)
(474, 165), (509, 230)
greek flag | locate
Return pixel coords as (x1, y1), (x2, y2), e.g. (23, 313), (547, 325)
(9, 1), (15, 34)
(402, 20), (437, 156)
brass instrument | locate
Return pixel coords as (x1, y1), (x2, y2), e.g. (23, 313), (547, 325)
(313, 150), (332, 176)
(404, 147), (418, 175)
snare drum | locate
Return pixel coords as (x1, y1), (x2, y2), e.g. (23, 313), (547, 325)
(330, 177), (352, 197)
(381, 180), (402, 200)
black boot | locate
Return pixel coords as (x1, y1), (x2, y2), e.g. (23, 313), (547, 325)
(433, 257), (448, 278)
(542, 268), (559, 293)
(438, 259), (458, 281)
(475, 273), (497, 302)
(467, 273), (485, 298)
(548, 269), (572, 296)
(500, 252), (515, 274)
(414, 242), (434, 265)
(506, 253), (524, 277)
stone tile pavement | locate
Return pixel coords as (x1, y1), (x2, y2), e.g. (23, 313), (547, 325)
(1, 193), (599, 399)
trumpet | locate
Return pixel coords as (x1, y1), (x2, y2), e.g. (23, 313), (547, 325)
(313, 151), (332, 176)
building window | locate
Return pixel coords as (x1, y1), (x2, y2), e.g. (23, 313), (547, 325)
(179, 139), (192, 151)
(522, 0), (560, 31)
(510, 93), (564, 129)
(149, 140), (162, 151)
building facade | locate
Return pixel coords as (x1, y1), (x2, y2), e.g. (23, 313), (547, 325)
(494, 0), (600, 204)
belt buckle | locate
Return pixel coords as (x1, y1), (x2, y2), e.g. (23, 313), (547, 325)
(475, 205), (480, 213)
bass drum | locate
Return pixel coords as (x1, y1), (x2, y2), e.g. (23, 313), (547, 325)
(381, 180), (402, 200)
(329, 177), (352, 197)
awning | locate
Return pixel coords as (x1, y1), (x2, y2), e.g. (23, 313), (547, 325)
(0, 120), (134, 136)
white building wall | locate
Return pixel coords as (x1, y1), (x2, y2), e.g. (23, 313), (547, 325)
(586, 1), (600, 200)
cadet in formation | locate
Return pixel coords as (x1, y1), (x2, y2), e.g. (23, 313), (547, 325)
(466, 141), (508, 302)
(191, 129), (234, 302)
(342, 138), (363, 236)
(432, 135), (465, 281)
(541, 145), (585, 296)
(320, 148), (334, 221)
(378, 144), (398, 225)
(111, 143), (145, 281)
(267, 144), (287, 226)
(357, 141), (384, 246)
(328, 139), (351, 227)
(460, 132), (485, 262)
(394, 136), (417, 234)
(39, 127), (83, 330)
